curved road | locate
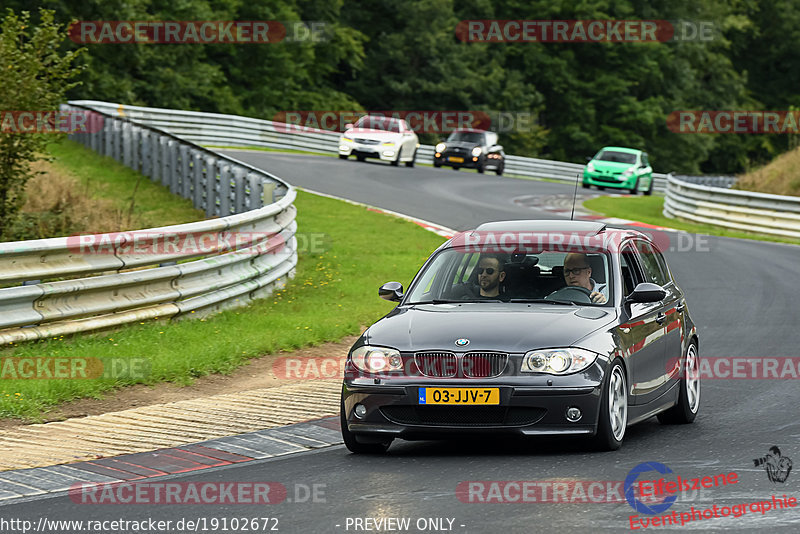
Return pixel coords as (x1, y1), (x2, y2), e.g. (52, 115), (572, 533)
(4, 152), (799, 533)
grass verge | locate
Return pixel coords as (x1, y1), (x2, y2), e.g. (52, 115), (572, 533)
(0, 190), (446, 420)
(583, 195), (800, 246)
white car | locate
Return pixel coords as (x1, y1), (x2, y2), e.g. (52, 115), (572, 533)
(339, 116), (419, 167)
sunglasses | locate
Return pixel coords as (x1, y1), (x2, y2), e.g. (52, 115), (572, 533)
(478, 267), (496, 275)
(564, 267), (589, 276)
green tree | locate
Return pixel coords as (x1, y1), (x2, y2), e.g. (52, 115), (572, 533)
(0, 9), (85, 240)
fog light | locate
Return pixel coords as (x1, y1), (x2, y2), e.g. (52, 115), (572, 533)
(565, 407), (582, 422)
(354, 404), (367, 418)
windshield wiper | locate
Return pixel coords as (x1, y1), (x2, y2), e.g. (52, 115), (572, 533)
(410, 299), (503, 304)
(509, 298), (577, 306)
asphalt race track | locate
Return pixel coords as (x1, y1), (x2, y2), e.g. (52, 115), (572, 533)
(4, 152), (800, 533)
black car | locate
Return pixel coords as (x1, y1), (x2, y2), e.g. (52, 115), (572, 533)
(433, 129), (505, 175)
(340, 220), (700, 453)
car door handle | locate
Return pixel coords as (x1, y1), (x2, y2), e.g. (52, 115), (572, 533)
(655, 313), (666, 325)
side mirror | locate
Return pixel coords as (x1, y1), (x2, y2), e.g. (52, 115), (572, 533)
(490, 145), (503, 152)
(585, 156), (592, 162)
(625, 283), (666, 304)
(379, 281), (404, 302)
(345, 123), (353, 130)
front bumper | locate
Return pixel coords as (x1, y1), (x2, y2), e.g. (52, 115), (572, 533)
(341, 368), (605, 440)
(434, 151), (485, 168)
(582, 171), (637, 189)
(339, 140), (398, 162)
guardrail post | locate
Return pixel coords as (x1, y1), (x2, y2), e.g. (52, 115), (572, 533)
(233, 167), (247, 213)
(192, 150), (204, 210)
(179, 145), (191, 198)
(219, 163), (233, 216)
(261, 180), (275, 207)
(203, 156), (217, 217)
(160, 137), (171, 187)
(247, 173), (262, 209)
(122, 122), (132, 167)
(169, 140), (180, 195)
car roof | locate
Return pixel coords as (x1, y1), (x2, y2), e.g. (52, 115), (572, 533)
(597, 146), (642, 154)
(440, 220), (650, 252)
(451, 128), (492, 134)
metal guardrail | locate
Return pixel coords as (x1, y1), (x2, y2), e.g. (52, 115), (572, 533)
(70, 100), (670, 191)
(663, 174), (800, 239)
(0, 105), (298, 345)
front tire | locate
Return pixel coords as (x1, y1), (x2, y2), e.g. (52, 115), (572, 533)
(658, 341), (700, 424)
(495, 163), (504, 176)
(405, 149), (416, 167)
(630, 178), (640, 195)
(644, 176), (654, 196)
(356, 154), (366, 162)
(339, 154), (348, 160)
(594, 360), (627, 451)
(582, 181), (590, 189)
(391, 147), (402, 167)
(340, 400), (392, 454)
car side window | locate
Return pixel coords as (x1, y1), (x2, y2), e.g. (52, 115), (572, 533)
(634, 241), (669, 286)
(620, 245), (644, 296)
(642, 153), (650, 167)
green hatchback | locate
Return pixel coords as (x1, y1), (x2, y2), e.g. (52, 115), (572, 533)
(582, 147), (654, 195)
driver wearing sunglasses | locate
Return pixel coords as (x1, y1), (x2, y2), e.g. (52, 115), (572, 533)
(562, 253), (607, 303)
(477, 254), (506, 297)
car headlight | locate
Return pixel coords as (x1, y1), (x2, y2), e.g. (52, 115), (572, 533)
(435, 143), (446, 153)
(471, 147), (482, 157)
(622, 167), (634, 177)
(351, 346), (404, 374)
(587, 162), (595, 172)
(521, 348), (598, 375)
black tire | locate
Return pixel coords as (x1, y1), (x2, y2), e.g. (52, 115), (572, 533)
(452, 166), (459, 171)
(405, 149), (416, 167)
(433, 162), (442, 168)
(597, 186), (605, 191)
(338, 154), (348, 160)
(594, 359), (627, 451)
(340, 400), (392, 454)
(629, 178), (639, 195)
(391, 147), (402, 167)
(582, 182), (590, 189)
(495, 163), (504, 176)
(356, 154), (366, 162)
(477, 163), (485, 174)
(644, 176), (654, 196)
(658, 341), (700, 424)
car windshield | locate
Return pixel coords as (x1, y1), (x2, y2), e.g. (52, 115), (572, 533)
(594, 150), (637, 164)
(447, 131), (485, 144)
(405, 246), (613, 306)
(353, 116), (400, 132)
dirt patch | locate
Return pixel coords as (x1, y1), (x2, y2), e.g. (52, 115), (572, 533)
(0, 336), (357, 432)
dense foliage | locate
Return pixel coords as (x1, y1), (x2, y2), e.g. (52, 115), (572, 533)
(4, 0), (799, 174)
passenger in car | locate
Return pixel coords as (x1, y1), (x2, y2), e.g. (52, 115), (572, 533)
(562, 253), (607, 303)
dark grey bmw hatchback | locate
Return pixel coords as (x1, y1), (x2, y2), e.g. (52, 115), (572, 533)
(341, 220), (700, 452)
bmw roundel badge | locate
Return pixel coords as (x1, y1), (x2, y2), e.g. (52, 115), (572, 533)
(455, 338), (470, 347)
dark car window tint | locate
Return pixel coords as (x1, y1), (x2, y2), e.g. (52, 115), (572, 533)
(595, 150), (637, 164)
(634, 241), (669, 286)
(620, 245), (643, 296)
(447, 131), (485, 144)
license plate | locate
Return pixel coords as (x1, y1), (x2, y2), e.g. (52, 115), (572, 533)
(418, 387), (500, 405)
(448, 156), (464, 163)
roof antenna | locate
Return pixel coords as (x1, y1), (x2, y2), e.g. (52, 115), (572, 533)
(570, 173), (580, 221)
